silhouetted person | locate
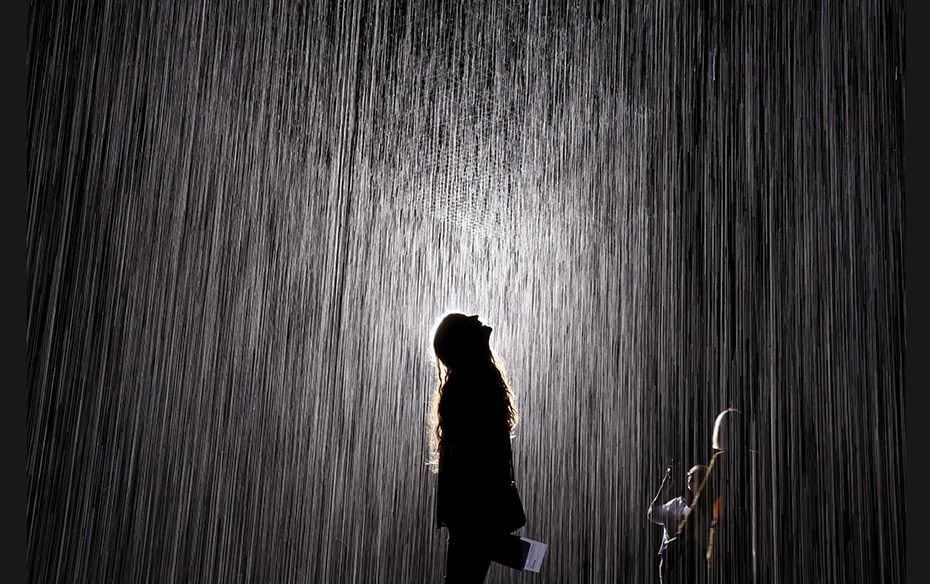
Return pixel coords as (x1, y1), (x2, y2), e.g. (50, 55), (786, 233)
(675, 457), (715, 584)
(429, 313), (526, 583)
(675, 408), (754, 584)
(648, 464), (708, 583)
(706, 408), (754, 583)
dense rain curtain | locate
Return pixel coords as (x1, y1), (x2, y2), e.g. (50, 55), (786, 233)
(27, 1), (905, 582)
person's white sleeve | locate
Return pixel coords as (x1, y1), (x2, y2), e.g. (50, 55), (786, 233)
(648, 498), (676, 525)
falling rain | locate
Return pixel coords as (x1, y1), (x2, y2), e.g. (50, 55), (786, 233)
(27, 1), (906, 582)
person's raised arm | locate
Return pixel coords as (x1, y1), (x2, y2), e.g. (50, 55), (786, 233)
(647, 466), (673, 524)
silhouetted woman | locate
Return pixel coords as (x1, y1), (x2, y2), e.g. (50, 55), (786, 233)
(429, 313), (526, 583)
(705, 408), (755, 583)
(675, 408), (754, 584)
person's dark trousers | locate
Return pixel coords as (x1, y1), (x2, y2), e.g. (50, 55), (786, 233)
(660, 554), (686, 584)
(444, 529), (492, 583)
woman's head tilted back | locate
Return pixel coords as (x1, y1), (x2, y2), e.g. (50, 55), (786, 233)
(433, 313), (493, 371)
(428, 313), (517, 468)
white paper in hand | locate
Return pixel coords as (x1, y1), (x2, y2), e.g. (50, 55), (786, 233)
(519, 537), (548, 573)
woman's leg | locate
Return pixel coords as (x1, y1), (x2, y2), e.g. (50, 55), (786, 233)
(444, 529), (492, 583)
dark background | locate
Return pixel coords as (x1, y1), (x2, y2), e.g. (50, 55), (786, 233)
(27, 1), (907, 582)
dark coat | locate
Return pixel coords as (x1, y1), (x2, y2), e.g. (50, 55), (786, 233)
(435, 374), (521, 532)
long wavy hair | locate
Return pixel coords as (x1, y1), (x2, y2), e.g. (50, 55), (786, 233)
(427, 313), (517, 470)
